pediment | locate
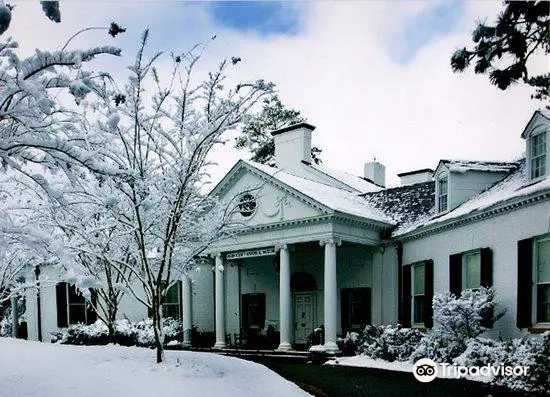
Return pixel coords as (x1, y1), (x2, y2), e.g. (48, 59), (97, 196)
(521, 110), (550, 139)
(213, 161), (326, 227)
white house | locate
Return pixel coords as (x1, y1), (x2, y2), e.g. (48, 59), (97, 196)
(24, 110), (550, 352)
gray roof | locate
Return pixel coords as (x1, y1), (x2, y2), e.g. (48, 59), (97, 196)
(361, 180), (435, 235)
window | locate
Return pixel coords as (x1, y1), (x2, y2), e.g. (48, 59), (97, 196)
(535, 236), (550, 323)
(241, 293), (266, 332)
(438, 176), (448, 212)
(412, 263), (425, 325)
(67, 284), (87, 324)
(531, 131), (547, 179)
(400, 260), (433, 328)
(449, 248), (492, 296)
(56, 283), (97, 327)
(462, 251), (481, 290)
(238, 193), (257, 217)
(162, 282), (181, 320)
(341, 288), (371, 333)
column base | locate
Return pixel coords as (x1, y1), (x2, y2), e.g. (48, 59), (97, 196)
(213, 341), (227, 349)
(277, 342), (292, 351)
(181, 341), (192, 348)
(323, 342), (340, 354)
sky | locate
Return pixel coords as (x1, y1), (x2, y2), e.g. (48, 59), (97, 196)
(4, 1), (547, 187)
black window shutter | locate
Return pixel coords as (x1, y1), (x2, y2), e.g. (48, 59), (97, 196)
(86, 289), (98, 325)
(341, 289), (350, 333)
(56, 283), (68, 328)
(449, 253), (462, 296)
(363, 288), (372, 326)
(480, 248), (493, 288)
(402, 265), (412, 328)
(517, 238), (534, 328)
(241, 294), (250, 330)
(258, 293), (266, 328)
(424, 260), (434, 328)
(397, 262), (403, 326)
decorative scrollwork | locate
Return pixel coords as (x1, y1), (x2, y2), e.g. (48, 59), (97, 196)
(261, 193), (291, 220)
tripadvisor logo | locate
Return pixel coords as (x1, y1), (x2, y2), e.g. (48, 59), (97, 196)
(413, 358), (530, 383)
(413, 358), (438, 383)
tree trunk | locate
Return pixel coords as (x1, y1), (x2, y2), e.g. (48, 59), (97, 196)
(152, 301), (165, 364)
(107, 303), (117, 343)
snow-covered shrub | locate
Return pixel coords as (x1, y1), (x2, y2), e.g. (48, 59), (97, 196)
(51, 321), (110, 345)
(0, 296), (26, 337)
(51, 318), (183, 347)
(492, 332), (550, 394)
(453, 334), (549, 394)
(0, 313), (10, 337)
(359, 324), (424, 362)
(411, 287), (504, 363)
(337, 331), (360, 356)
(453, 338), (506, 367)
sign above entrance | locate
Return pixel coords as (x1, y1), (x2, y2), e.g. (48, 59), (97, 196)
(226, 247), (276, 260)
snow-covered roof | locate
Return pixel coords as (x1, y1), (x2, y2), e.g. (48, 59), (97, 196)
(439, 159), (518, 174)
(521, 109), (550, 138)
(539, 109), (550, 120)
(308, 163), (382, 193)
(396, 160), (550, 237)
(362, 181), (435, 235)
(243, 160), (393, 224)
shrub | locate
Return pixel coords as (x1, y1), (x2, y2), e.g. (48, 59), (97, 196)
(492, 332), (550, 394)
(0, 296), (26, 338)
(336, 331), (360, 356)
(51, 318), (183, 347)
(411, 287), (504, 363)
(359, 324), (424, 362)
(453, 338), (506, 367)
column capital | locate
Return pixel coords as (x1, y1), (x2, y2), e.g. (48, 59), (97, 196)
(319, 237), (342, 247)
(275, 243), (289, 251)
(209, 252), (223, 260)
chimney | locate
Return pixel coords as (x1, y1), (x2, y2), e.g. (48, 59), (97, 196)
(364, 161), (385, 187)
(397, 169), (434, 186)
(271, 122), (315, 171)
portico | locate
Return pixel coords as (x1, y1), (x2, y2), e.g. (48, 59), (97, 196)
(193, 222), (385, 352)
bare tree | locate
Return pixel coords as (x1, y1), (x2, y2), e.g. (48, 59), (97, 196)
(50, 30), (271, 362)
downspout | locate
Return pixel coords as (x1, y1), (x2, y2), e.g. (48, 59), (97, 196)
(396, 242), (403, 325)
(35, 266), (42, 342)
(379, 245), (385, 323)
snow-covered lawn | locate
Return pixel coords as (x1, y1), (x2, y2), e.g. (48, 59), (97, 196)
(325, 355), (492, 383)
(0, 339), (311, 397)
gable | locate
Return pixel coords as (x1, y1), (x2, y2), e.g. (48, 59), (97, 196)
(521, 110), (550, 139)
(216, 166), (326, 227)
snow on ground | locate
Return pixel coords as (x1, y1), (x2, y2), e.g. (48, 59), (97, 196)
(0, 338), (312, 397)
(325, 355), (492, 383)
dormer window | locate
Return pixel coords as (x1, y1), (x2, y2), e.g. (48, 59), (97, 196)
(531, 131), (547, 179)
(438, 176), (448, 212)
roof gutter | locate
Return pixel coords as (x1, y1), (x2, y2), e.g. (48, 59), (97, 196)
(394, 187), (550, 242)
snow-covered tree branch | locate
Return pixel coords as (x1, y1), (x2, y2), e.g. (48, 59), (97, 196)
(32, 30), (272, 362)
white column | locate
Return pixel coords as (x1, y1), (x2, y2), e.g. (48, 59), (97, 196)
(277, 244), (292, 351)
(11, 296), (18, 338)
(213, 253), (226, 349)
(321, 238), (340, 353)
(182, 275), (193, 347)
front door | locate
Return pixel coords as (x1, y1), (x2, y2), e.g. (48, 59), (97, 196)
(293, 292), (316, 344)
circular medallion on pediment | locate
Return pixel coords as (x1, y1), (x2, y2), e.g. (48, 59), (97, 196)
(238, 193), (257, 218)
